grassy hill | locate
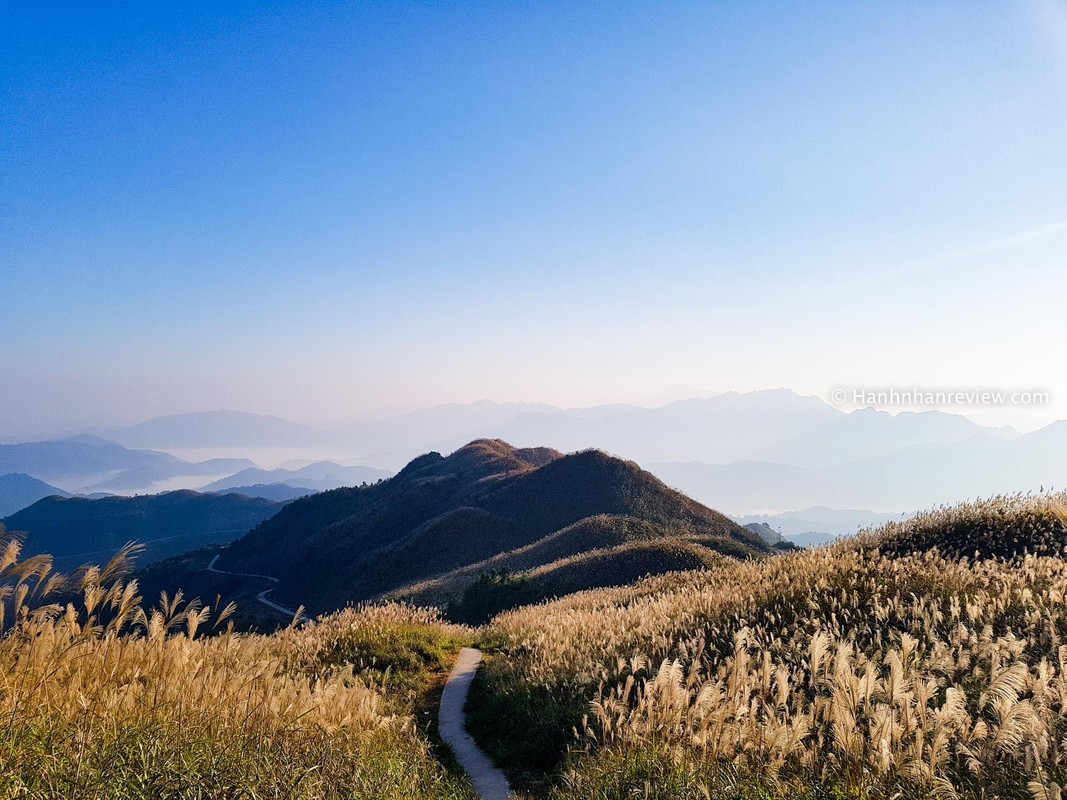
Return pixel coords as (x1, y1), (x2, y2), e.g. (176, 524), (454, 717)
(4, 490), (284, 571)
(218, 440), (767, 614)
(873, 491), (1067, 560)
(445, 539), (729, 624)
(467, 490), (1067, 799)
(391, 514), (738, 622)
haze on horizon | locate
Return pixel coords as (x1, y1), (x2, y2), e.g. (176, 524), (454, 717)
(4, 2), (1067, 437)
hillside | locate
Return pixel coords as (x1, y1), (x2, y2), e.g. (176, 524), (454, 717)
(873, 491), (1067, 560)
(392, 513), (738, 621)
(471, 491), (1067, 799)
(0, 473), (70, 517)
(218, 439), (767, 613)
(4, 490), (285, 571)
(0, 533), (476, 799)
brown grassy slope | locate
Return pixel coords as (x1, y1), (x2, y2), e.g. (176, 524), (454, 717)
(388, 514), (668, 607)
(451, 540), (730, 625)
(475, 492), (1067, 800)
(874, 490), (1067, 560)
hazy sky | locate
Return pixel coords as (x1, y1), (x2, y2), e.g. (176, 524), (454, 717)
(3, 1), (1067, 435)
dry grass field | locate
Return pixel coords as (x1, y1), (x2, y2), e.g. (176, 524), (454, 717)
(0, 529), (475, 800)
(474, 492), (1067, 799)
(5, 492), (1067, 799)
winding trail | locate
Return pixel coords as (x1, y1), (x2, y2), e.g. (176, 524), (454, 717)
(206, 558), (508, 796)
(205, 554), (306, 621)
(439, 648), (513, 800)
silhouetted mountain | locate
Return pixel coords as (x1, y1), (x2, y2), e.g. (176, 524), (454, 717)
(0, 436), (258, 494)
(216, 484), (317, 502)
(101, 410), (324, 448)
(218, 440), (766, 613)
(0, 473), (70, 517)
(54, 392), (1057, 513)
(3, 490), (284, 572)
(201, 462), (393, 492)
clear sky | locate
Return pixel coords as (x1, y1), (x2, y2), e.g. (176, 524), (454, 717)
(3, 1), (1067, 435)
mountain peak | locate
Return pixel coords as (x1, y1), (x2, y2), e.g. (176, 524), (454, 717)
(218, 440), (764, 613)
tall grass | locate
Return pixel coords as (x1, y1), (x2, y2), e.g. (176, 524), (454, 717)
(480, 493), (1067, 799)
(0, 528), (475, 800)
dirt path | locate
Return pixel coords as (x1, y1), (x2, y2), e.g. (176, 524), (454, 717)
(205, 554), (305, 621)
(439, 648), (512, 800)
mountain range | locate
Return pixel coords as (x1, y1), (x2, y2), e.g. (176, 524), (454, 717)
(200, 462), (392, 493)
(0, 435), (257, 494)
(7, 390), (1065, 515)
(653, 421), (1067, 513)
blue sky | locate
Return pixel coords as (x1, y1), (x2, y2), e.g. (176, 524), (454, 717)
(3, 1), (1067, 433)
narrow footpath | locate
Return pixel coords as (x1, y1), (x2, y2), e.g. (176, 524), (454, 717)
(439, 648), (513, 800)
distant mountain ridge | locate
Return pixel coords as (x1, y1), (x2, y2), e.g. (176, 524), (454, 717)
(732, 507), (907, 548)
(218, 439), (767, 614)
(214, 484), (317, 502)
(64, 392), (1023, 473)
(98, 410), (324, 449)
(0, 437), (180, 482)
(201, 462), (392, 492)
(15, 391), (1063, 516)
(0, 436), (257, 493)
(653, 422), (1067, 514)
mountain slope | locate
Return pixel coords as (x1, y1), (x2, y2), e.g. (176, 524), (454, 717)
(219, 440), (766, 613)
(446, 539), (728, 624)
(390, 513), (723, 613)
(0, 473), (71, 517)
(4, 490), (285, 571)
